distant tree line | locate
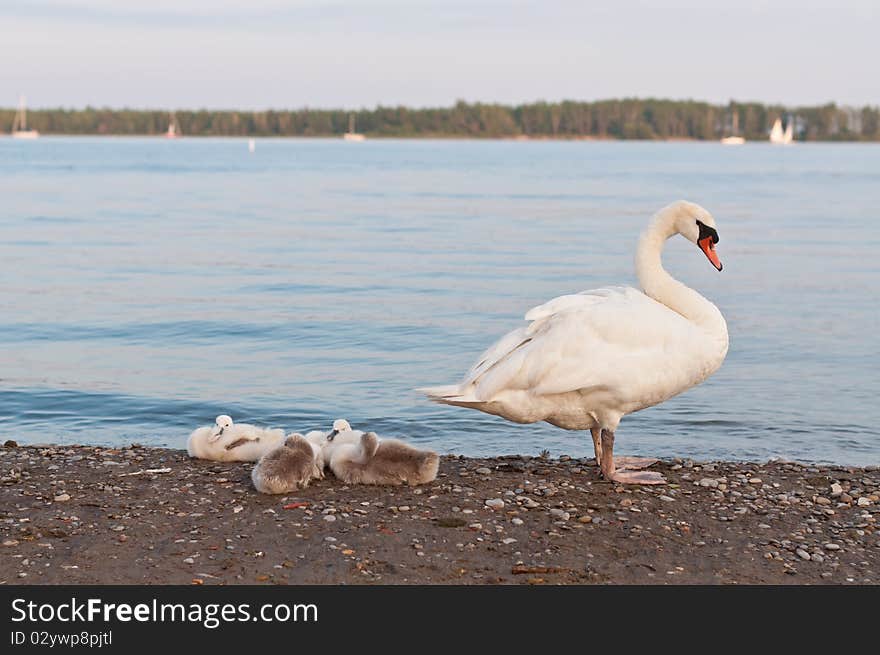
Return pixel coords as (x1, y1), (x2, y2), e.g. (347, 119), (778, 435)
(3, 99), (879, 140)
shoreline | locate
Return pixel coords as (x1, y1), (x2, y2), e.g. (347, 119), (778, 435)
(1, 443), (877, 585)
(4, 134), (878, 144)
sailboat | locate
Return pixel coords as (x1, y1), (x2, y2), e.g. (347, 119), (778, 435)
(343, 113), (365, 141)
(769, 117), (793, 144)
(165, 113), (181, 139)
(11, 96), (40, 139)
(720, 111), (745, 145)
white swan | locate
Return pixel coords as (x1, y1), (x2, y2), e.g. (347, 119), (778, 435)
(421, 201), (728, 485)
(187, 415), (286, 462)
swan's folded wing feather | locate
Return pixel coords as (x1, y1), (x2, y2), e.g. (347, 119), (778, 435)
(523, 287), (628, 321)
(468, 286), (704, 399)
(462, 289), (627, 384)
(462, 325), (531, 383)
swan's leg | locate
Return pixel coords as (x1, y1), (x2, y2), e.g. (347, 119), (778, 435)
(591, 427), (655, 470)
(599, 430), (665, 485)
(590, 428), (603, 467)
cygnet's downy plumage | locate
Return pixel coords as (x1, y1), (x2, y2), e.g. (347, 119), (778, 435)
(323, 426), (439, 486)
(306, 419), (360, 470)
(251, 433), (324, 494)
(187, 415), (285, 462)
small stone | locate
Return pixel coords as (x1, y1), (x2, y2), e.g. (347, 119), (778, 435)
(811, 553), (824, 563)
(2, 539), (19, 547)
(699, 478), (719, 488)
(53, 493), (71, 502)
(796, 549), (811, 561)
(511, 518), (524, 526)
(815, 496), (831, 506)
(323, 514), (337, 522)
(485, 498), (504, 510)
(474, 467), (491, 475)
(398, 506), (411, 512)
(824, 543), (840, 551)
(549, 508), (570, 521)
(233, 506), (244, 514)
(577, 515), (592, 524)
(659, 495), (675, 502)
(183, 557), (195, 564)
(857, 497), (871, 507)
(324, 536), (337, 542)
(501, 538), (517, 545)
(830, 483), (843, 497)
(758, 523), (771, 529)
(749, 478), (762, 485)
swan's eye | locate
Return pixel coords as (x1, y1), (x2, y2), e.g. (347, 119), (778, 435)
(696, 219), (719, 244)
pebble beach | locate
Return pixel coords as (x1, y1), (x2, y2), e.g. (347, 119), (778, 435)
(1, 442), (877, 585)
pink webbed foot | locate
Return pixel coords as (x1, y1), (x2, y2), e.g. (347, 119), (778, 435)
(608, 470), (666, 485)
(615, 456), (659, 471)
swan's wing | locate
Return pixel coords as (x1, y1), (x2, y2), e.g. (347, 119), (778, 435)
(463, 287), (631, 386)
(466, 286), (704, 399)
(463, 325), (532, 383)
(523, 287), (624, 321)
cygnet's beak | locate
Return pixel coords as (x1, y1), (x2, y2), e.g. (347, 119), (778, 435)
(327, 429), (338, 442)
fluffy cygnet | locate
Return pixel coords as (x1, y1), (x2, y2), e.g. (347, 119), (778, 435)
(187, 415), (285, 462)
(323, 428), (439, 486)
(251, 433), (324, 494)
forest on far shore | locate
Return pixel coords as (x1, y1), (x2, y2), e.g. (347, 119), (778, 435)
(3, 99), (878, 141)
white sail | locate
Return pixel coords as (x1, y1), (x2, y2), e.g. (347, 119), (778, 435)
(769, 118), (784, 143)
(11, 95), (40, 139)
(782, 119), (793, 144)
(165, 113), (181, 139)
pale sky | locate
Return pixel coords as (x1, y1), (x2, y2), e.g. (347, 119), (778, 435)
(2, 0), (877, 109)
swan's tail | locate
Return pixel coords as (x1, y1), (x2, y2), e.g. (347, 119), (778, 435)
(418, 385), (486, 409)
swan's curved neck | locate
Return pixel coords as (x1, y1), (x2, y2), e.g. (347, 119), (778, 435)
(635, 210), (727, 338)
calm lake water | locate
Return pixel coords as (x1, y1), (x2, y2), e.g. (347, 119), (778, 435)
(1, 137), (878, 464)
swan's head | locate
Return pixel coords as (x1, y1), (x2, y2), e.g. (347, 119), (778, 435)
(211, 414), (234, 440)
(326, 418), (352, 441)
(284, 433), (305, 448)
(671, 201), (722, 271)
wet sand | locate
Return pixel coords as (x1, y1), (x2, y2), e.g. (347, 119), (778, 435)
(1, 443), (877, 585)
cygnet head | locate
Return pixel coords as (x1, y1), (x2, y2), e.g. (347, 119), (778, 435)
(326, 418), (352, 441)
(284, 433), (305, 448)
(212, 414), (234, 438)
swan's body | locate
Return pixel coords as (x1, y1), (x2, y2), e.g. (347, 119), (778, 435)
(186, 415), (286, 462)
(421, 201), (728, 484)
(322, 425), (439, 486)
(251, 433), (323, 494)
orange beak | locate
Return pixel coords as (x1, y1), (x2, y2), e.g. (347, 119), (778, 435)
(699, 236), (722, 271)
